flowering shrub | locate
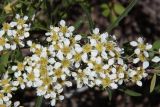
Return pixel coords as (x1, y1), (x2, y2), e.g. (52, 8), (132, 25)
(0, 0), (160, 107)
(0, 14), (160, 106)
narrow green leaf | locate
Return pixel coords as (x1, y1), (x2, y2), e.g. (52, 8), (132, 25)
(119, 89), (142, 96)
(114, 3), (125, 15)
(74, 18), (83, 29)
(35, 96), (43, 107)
(150, 73), (157, 93)
(153, 40), (160, 50)
(107, 88), (112, 101)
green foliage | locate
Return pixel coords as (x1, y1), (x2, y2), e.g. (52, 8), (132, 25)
(114, 3), (125, 15)
(0, 52), (10, 73)
(150, 73), (157, 93)
(0, 52), (10, 67)
(119, 89), (142, 96)
(101, 4), (110, 17)
(153, 40), (160, 50)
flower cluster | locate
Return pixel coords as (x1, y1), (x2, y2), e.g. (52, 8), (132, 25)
(0, 14), (30, 51)
(0, 18), (159, 106)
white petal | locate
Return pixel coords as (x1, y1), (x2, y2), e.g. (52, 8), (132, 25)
(108, 58), (114, 65)
(143, 61), (149, 69)
(81, 53), (88, 62)
(91, 50), (98, 57)
(75, 34), (81, 41)
(130, 41), (138, 47)
(24, 32), (30, 38)
(93, 28), (99, 35)
(95, 79), (102, 86)
(60, 20), (65, 27)
(133, 58), (140, 64)
(59, 95), (64, 100)
(109, 51), (115, 57)
(137, 37), (143, 43)
(63, 38), (70, 46)
(23, 16), (28, 20)
(51, 99), (56, 106)
(146, 44), (152, 50)
(27, 40), (32, 46)
(136, 81), (142, 86)
(14, 101), (20, 107)
(5, 43), (11, 49)
(152, 56), (160, 63)
(134, 48), (140, 55)
(90, 39), (97, 46)
(143, 51), (149, 58)
(0, 30), (5, 37)
(110, 83), (118, 89)
(68, 26), (75, 32)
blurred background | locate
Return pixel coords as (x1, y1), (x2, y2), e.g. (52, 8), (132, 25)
(1, 0), (160, 107)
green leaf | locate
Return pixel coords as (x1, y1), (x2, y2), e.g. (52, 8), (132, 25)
(74, 18), (83, 29)
(0, 52), (10, 67)
(101, 4), (110, 17)
(15, 50), (24, 62)
(150, 73), (157, 93)
(110, 13), (117, 23)
(100, 4), (109, 9)
(0, 64), (6, 73)
(102, 9), (110, 17)
(119, 89), (142, 96)
(114, 3), (125, 15)
(107, 88), (112, 101)
(153, 40), (160, 50)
